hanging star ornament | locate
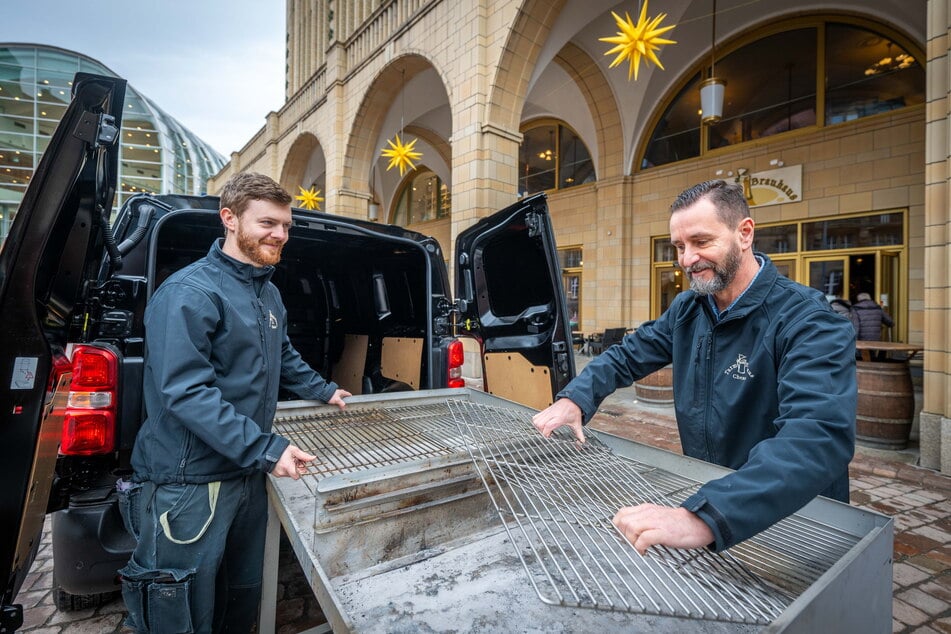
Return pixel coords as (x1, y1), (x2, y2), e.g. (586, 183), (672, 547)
(295, 186), (324, 210)
(600, 1), (677, 81)
(381, 133), (422, 177)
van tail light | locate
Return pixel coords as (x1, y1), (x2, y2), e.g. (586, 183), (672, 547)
(447, 338), (466, 389)
(61, 345), (118, 455)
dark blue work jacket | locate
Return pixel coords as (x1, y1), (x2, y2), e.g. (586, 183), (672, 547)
(132, 240), (339, 484)
(558, 254), (856, 551)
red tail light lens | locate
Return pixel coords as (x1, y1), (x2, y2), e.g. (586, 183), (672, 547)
(447, 338), (465, 388)
(61, 346), (118, 455)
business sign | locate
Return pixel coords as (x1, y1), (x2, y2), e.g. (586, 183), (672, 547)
(744, 164), (802, 208)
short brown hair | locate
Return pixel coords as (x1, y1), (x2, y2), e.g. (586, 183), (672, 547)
(219, 172), (292, 217)
(670, 180), (750, 229)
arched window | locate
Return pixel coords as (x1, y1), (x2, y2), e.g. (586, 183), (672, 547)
(641, 18), (924, 169)
(519, 121), (595, 196)
(391, 167), (451, 225)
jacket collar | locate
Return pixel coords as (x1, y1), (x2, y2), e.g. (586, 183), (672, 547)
(208, 238), (276, 285)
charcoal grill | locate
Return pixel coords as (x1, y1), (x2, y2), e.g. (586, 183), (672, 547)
(263, 389), (892, 633)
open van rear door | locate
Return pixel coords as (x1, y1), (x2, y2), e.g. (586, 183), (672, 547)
(454, 193), (576, 410)
(0, 73), (125, 626)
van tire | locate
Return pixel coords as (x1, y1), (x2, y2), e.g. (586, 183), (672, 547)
(52, 575), (119, 611)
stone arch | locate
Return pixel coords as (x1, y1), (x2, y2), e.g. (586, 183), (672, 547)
(279, 132), (323, 193)
(552, 42), (623, 180)
(486, 0), (567, 133)
(343, 52), (452, 196)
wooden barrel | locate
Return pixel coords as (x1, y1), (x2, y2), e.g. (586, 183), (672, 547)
(855, 359), (914, 450)
(634, 366), (674, 406)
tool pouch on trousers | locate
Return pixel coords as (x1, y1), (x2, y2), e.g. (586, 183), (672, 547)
(118, 560), (196, 634)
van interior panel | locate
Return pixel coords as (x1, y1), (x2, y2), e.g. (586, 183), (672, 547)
(483, 352), (553, 411)
(381, 337), (423, 390)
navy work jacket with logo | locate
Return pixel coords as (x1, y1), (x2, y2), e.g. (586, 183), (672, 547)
(132, 240), (339, 485)
(557, 253), (856, 552)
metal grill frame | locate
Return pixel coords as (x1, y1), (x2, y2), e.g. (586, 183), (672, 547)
(266, 389), (894, 632)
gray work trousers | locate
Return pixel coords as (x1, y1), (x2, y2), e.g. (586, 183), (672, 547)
(117, 473), (268, 633)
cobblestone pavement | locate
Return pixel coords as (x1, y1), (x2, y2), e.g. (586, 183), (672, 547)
(12, 368), (951, 633)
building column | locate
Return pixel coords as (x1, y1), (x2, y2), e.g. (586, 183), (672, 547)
(921, 0), (951, 472)
(447, 122), (522, 276)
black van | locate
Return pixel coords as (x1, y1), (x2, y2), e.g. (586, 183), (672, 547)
(0, 73), (575, 628)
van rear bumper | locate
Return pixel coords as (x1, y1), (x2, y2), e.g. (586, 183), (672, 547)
(51, 492), (134, 595)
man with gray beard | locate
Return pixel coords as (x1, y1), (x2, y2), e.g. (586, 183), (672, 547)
(533, 180), (855, 555)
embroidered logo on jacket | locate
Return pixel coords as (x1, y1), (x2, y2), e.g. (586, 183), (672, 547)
(268, 310), (279, 330)
(725, 354), (755, 381)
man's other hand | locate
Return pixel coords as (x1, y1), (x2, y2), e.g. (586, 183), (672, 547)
(272, 444), (317, 480)
(612, 504), (715, 554)
(532, 398), (585, 443)
(327, 388), (351, 409)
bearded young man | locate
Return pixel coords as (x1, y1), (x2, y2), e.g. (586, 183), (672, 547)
(119, 172), (350, 633)
(533, 179), (855, 555)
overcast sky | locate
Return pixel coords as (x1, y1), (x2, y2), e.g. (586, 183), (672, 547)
(2, 0), (287, 157)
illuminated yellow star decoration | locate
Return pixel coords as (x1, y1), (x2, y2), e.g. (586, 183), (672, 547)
(600, 2), (676, 81)
(380, 133), (422, 177)
(295, 186), (323, 210)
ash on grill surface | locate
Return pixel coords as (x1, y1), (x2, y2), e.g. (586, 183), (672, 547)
(446, 399), (859, 626)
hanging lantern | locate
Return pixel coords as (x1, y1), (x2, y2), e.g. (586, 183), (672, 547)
(700, 0), (725, 125)
(700, 77), (726, 124)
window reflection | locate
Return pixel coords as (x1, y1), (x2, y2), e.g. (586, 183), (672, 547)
(519, 121), (595, 195)
(825, 24), (924, 124)
(392, 168), (451, 225)
(803, 212), (903, 250)
(642, 74), (701, 168)
(642, 19), (924, 169)
(706, 29), (817, 150)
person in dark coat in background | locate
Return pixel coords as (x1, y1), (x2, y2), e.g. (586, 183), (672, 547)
(851, 292), (894, 341)
(828, 296), (851, 318)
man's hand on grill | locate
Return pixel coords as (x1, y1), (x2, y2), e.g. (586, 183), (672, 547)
(612, 504), (715, 554)
(532, 398), (586, 443)
(272, 444), (317, 480)
(327, 388), (352, 410)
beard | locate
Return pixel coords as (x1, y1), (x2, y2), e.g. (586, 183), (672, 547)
(685, 242), (741, 295)
(236, 223), (284, 266)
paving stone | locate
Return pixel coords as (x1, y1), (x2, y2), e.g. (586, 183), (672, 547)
(913, 525), (951, 544)
(48, 606), (95, 624)
(20, 604), (56, 630)
(935, 617), (951, 634)
(61, 613), (124, 634)
(919, 489), (948, 502)
(899, 587), (951, 616)
(895, 515), (927, 531)
(16, 589), (48, 610)
(894, 562), (932, 586)
(920, 580), (951, 602)
(894, 598), (930, 627)
(907, 553), (951, 574)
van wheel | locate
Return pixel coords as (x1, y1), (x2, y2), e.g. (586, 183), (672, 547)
(52, 579), (119, 611)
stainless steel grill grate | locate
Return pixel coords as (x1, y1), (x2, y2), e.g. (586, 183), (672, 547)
(273, 397), (863, 626)
(274, 402), (468, 482)
(446, 399), (848, 625)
